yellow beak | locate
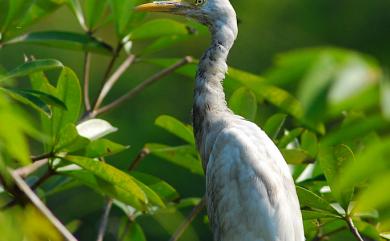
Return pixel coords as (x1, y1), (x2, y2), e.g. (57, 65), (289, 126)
(135, 1), (183, 12)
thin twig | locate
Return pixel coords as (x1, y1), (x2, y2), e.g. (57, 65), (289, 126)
(13, 159), (49, 178)
(31, 153), (52, 162)
(83, 52), (92, 111)
(346, 216), (364, 241)
(30, 168), (55, 190)
(169, 196), (206, 241)
(95, 56), (193, 116)
(128, 147), (150, 171)
(96, 199), (113, 241)
(9, 169), (78, 241)
(93, 54), (136, 111)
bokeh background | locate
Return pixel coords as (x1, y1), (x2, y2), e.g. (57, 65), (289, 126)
(1, 0), (390, 240)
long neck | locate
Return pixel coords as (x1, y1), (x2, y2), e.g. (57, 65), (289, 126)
(193, 20), (237, 158)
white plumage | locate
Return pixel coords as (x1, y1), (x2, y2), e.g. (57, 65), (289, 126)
(136, 0), (305, 240)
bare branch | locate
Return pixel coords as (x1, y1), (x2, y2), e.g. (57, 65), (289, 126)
(95, 56), (193, 116)
(13, 159), (49, 178)
(96, 199), (113, 241)
(346, 216), (364, 241)
(128, 147), (150, 171)
(83, 52), (92, 111)
(169, 196), (205, 241)
(9, 169), (78, 241)
(93, 54), (136, 111)
(31, 153), (52, 162)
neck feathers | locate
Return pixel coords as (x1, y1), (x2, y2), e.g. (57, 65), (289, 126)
(193, 18), (238, 161)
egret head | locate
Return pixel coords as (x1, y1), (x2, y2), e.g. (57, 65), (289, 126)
(135, 0), (237, 28)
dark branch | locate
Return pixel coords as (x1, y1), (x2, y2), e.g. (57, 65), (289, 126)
(95, 56), (193, 116)
(169, 196), (205, 241)
(128, 147), (150, 171)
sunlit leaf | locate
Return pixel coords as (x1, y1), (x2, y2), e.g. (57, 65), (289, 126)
(264, 113), (287, 140)
(131, 172), (179, 202)
(83, 0), (108, 30)
(0, 59), (63, 82)
(85, 139), (128, 158)
(5, 31), (113, 54)
(155, 115), (194, 145)
(52, 67), (82, 138)
(302, 210), (341, 220)
(109, 0), (145, 38)
(296, 186), (339, 215)
(301, 130), (318, 157)
(146, 143), (203, 175)
(0, 0), (33, 39)
(278, 128), (304, 148)
(319, 144), (355, 210)
(66, 0), (87, 30)
(228, 87), (257, 121)
(281, 149), (312, 165)
(54, 124), (90, 153)
(133, 178), (165, 208)
(64, 156), (147, 210)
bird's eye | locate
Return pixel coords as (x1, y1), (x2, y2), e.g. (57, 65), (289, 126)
(194, 0), (205, 6)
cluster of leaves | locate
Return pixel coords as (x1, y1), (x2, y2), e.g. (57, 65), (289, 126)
(0, 1), (389, 241)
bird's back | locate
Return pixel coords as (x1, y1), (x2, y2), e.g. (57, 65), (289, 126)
(204, 115), (305, 241)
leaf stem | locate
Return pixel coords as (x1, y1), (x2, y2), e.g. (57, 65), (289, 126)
(346, 216), (364, 241)
(31, 152), (53, 162)
(95, 56), (193, 116)
(96, 199), (113, 241)
(83, 52), (92, 111)
(169, 196), (205, 241)
(93, 54), (136, 112)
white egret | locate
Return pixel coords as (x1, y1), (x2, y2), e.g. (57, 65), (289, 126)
(136, 0), (305, 240)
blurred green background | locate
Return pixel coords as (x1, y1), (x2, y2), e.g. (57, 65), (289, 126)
(1, 0), (390, 240)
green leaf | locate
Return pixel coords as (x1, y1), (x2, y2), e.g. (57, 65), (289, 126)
(132, 178), (165, 208)
(301, 130), (318, 157)
(54, 124), (90, 153)
(131, 172), (179, 202)
(64, 156), (147, 210)
(302, 210), (342, 220)
(263, 113), (287, 140)
(0, 0), (33, 39)
(3, 88), (66, 109)
(336, 138), (390, 197)
(381, 75), (390, 120)
(119, 222), (146, 241)
(146, 143), (203, 175)
(228, 87), (257, 121)
(354, 173), (390, 214)
(130, 19), (189, 40)
(0, 87), (52, 117)
(52, 67), (82, 139)
(109, 0), (144, 38)
(5, 31), (113, 54)
(155, 115), (195, 145)
(85, 139), (128, 158)
(0, 59), (63, 82)
(141, 35), (190, 56)
(66, 0), (87, 30)
(278, 128), (304, 148)
(83, 0), (108, 30)
(296, 186), (339, 215)
(281, 149), (313, 165)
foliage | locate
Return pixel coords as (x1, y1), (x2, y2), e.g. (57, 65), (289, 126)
(0, 0), (389, 241)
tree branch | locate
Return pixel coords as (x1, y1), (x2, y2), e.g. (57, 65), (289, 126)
(83, 52), (92, 111)
(128, 147), (150, 171)
(13, 159), (49, 178)
(96, 199), (113, 241)
(93, 54), (136, 112)
(346, 216), (364, 241)
(31, 153), (53, 162)
(169, 196), (205, 241)
(9, 169), (78, 241)
(95, 56), (193, 116)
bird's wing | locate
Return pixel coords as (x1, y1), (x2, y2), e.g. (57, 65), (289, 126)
(206, 121), (304, 241)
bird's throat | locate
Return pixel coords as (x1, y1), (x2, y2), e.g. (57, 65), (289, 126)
(193, 23), (237, 166)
